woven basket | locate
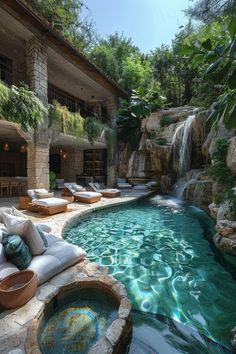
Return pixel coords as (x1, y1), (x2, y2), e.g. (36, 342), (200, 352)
(0, 270), (37, 309)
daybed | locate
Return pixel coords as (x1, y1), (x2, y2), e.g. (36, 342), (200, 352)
(89, 182), (121, 198)
(27, 189), (69, 215)
(0, 208), (86, 286)
(116, 178), (132, 189)
(64, 183), (102, 203)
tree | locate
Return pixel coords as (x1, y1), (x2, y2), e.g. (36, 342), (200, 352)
(28, 0), (95, 51)
(89, 32), (152, 93)
(186, 0), (236, 22)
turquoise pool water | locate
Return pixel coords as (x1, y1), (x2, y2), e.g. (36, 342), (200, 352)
(64, 195), (236, 351)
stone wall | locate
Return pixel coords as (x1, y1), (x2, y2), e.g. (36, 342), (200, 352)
(27, 144), (49, 190)
(26, 36), (48, 103)
(56, 149), (84, 182)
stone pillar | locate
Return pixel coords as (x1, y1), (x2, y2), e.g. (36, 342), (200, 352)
(105, 96), (118, 187)
(27, 143), (49, 190)
(26, 36), (48, 104)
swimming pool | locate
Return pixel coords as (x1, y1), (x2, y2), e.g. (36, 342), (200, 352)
(64, 195), (236, 352)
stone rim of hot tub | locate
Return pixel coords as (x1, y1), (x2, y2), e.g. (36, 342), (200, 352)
(25, 274), (132, 354)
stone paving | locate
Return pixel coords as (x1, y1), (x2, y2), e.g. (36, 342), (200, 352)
(0, 189), (152, 354)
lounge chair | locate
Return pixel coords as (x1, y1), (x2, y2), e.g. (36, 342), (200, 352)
(64, 183), (102, 203)
(89, 183), (121, 198)
(116, 178), (132, 189)
(26, 189), (69, 215)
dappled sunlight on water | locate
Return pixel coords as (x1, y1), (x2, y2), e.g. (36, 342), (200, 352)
(64, 196), (236, 350)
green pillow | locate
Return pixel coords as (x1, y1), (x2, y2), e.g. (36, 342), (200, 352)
(2, 234), (32, 270)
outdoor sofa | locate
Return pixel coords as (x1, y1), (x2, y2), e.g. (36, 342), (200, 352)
(89, 182), (121, 198)
(64, 183), (102, 203)
(0, 207), (86, 285)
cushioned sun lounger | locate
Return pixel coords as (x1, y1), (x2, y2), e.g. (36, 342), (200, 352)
(73, 191), (102, 203)
(28, 197), (69, 215)
(89, 183), (121, 198)
(64, 183), (101, 203)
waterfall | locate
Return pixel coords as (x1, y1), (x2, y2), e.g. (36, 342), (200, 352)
(171, 111), (198, 199)
(171, 113), (196, 178)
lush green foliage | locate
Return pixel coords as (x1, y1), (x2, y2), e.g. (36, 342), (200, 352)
(208, 138), (236, 214)
(28, 0), (95, 51)
(49, 101), (84, 138)
(0, 82), (46, 131)
(49, 171), (57, 191)
(89, 33), (151, 93)
(116, 87), (167, 147)
(181, 17), (236, 129)
(160, 115), (172, 127)
(185, 0), (236, 22)
(84, 116), (103, 145)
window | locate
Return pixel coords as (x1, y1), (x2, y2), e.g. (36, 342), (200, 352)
(48, 84), (97, 117)
(48, 85), (80, 113)
(0, 55), (12, 85)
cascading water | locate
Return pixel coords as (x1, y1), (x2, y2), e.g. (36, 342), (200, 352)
(172, 111), (198, 199)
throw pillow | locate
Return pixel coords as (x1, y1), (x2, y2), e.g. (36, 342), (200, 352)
(35, 192), (54, 199)
(37, 223), (52, 233)
(11, 206), (27, 219)
(2, 213), (46, 256)
(2, 234), (32, 270)
(0, 207), (12, 223)
(74, 185), (83, 191)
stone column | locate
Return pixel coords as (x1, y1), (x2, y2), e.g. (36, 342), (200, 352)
(26, 36), (48, 104)
(27, 143), (50, 190)
(105, 96), (118, 187)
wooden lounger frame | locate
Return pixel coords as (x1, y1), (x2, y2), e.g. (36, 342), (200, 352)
(27, 203), (67, 215)
(99, 191), (121, 198)
(73, 195), (101, 204)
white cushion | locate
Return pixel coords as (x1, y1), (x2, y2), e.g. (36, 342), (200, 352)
(2, 213), (46, 256)
(101, 188), (120, 193)
(0, 261), (19, 280)
(27, 189), (35, 198)
(28, 235), (86, 284)
(32, 197), (68, 207)
(34, 188), (48, 194)
(75, 191), (102, 198)
(37, 223), (52, 233)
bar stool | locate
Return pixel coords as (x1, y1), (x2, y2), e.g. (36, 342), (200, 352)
(10, 181), (20, 197)
(0, 181), (9, 197)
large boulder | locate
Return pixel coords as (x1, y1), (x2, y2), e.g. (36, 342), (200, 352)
(226, 137), (236, 175)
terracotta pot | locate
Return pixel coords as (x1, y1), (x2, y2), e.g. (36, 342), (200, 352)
(0, 270), (37, 309)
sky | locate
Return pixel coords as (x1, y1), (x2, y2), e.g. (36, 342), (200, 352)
(83, 0), (190, 53)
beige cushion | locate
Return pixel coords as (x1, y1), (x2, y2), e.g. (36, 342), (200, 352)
(36, 192), (54, 199)
(2, 213), (46, 256)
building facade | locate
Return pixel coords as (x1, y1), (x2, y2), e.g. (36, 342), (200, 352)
(0, 0), (127, 191)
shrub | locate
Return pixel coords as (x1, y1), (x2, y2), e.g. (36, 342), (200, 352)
(160, 115), (172, 127)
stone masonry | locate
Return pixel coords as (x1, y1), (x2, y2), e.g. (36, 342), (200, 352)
(27, 143), (50, 190)
(26, 36), (48, 104)
(105, 96), (118, 187)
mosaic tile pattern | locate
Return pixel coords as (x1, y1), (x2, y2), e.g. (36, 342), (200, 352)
(38, 288), (118, 354)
